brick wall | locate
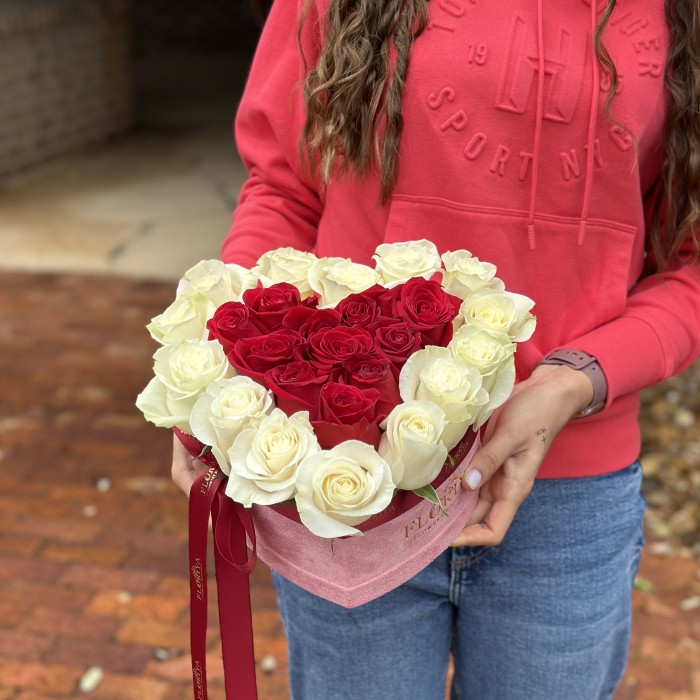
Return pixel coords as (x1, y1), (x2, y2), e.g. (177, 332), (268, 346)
(0, 0), (132, 184)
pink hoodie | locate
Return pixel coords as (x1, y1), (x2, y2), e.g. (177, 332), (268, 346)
(221, 0), (700, 479)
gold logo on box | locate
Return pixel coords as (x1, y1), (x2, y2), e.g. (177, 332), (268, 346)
(403, 469), (465, 541)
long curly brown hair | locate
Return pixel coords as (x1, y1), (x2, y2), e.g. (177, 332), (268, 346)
(299, 0), (700, 270)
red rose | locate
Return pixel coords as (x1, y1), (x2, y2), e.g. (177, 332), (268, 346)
(311, 418), (381, 450)
(318, 382), (383, 425)
(228, 329), (305, 385)
(335, 291), (383, 327)
(356, 284), (395, 316)
(282, 306), (342, 337)
(341, 353), (401, 417)
(265, 360), (328, 418)
(369, 318), (424, 366)
(206, 301), (261, 353)
(242, 283), (317, 333)
(311, 382), (384, 449)
(306, 326), (374, 373)
(393, 278), (461, 346)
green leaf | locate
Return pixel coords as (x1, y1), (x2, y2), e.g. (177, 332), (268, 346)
(447, 454), (456, 469)
(196, 445), (212, 460)
(412, 485), (448, 517)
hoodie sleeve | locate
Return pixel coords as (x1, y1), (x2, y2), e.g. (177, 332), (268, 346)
(569, 206), (700, 405)
(221, 0), (324, 268)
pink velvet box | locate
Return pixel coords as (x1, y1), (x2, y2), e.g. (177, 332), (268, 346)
(251, 433), (480, 608)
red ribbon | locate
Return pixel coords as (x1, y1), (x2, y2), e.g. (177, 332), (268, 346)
(188, 461), (259, 700)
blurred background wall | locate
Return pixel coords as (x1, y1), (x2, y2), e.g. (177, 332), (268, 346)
(0, 0), (270, 279)
(0, 0), (131, 182)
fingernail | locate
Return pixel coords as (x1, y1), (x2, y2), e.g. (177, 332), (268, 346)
(465, 469), (482, 490)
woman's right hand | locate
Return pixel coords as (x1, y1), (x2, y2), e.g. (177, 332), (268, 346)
(171, 432), (207, 496)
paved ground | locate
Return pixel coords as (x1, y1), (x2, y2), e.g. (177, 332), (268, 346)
(0, 272), (284, 699)
(0, 270), (698, 699)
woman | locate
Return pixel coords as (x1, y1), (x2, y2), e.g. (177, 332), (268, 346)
(173, 0), (700, 697)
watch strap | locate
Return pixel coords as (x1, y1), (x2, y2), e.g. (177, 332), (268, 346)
(540, 349), (608, 418)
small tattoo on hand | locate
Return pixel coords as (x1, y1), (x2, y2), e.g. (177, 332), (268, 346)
(535, 427), (547, 444)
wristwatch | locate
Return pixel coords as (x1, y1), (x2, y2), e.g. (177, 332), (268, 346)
(539, 349), (608, 418)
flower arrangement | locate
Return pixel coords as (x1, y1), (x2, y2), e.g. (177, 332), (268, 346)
(136, 240), (535, 539)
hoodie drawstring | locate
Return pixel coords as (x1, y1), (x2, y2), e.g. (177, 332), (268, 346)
(527, 0), (600, 250)
(578, 0), (601, 246)
(526, 0), (545, 250)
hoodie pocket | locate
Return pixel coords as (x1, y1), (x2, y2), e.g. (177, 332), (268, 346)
(383, 195), (640, 357)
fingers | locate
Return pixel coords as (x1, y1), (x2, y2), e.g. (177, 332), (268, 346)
(460, 430), (517, 493)
(464, 491), (493, 527)
(450, 482), (492, 546)
(453, 435), (512, 546)
(171, 433), (206, 497)
(173, 467), (198, 496)
(451, 497), (519, 547)
(454, 446), (536, 547)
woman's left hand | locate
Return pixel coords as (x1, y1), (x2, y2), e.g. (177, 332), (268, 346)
(451, 363), (595, 547)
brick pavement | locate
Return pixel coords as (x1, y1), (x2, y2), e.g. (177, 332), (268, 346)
(0, 271), (698, 699)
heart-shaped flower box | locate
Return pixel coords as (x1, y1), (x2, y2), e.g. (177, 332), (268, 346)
(137, 241), (536, 700)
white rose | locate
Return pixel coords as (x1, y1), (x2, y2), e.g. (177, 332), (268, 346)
(373, 239), (442, 285)
(448, 327), (517, 428)
(456, 290), (536, 342)
(308, 257), (380, 307)
(295, 440), (396, 538)
(441, 250), (505, 299)
(399, 347), (488, 449)
(176, 259), (257, 306)
(135, 340), (234, 433)
(225, 409), (320, 507)
(189, 376), (276, 474)
(449, 326), (515, 376)
(147, 291), (217, 345)
(378, 401), (448, 490)
(253, 248), (318, 298)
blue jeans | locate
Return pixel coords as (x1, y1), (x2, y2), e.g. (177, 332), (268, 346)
(272, 461), (645, 700)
